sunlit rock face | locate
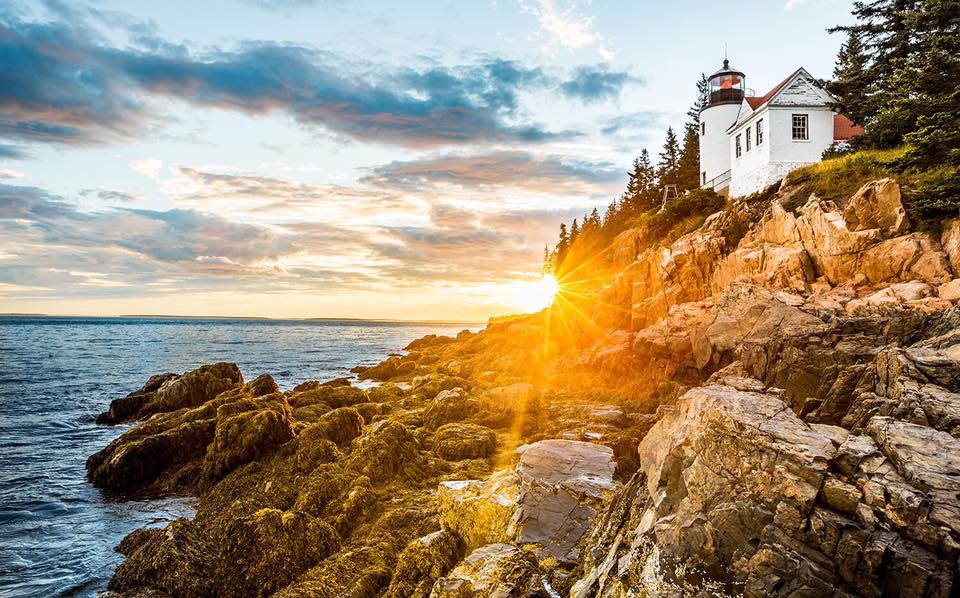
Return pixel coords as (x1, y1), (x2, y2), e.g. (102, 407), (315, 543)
(437, 439), (619, 592)
(574, 383), (960, 598)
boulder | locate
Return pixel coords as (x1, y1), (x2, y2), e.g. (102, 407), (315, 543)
(86, 373), (280, 493)
(842, 178), (909, 234)
(433, 423), (496, 461)
(438, 440), (618, 569)
(430, 543), (546, 597)
(940, 218), (960, 275)
(96, 364), (242, 424)
(938, 278), (960, 302)
(386, 530), (464, 598)
(573, 383), (960, 597)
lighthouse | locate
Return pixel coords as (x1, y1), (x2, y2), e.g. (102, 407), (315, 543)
(699, 59), (745, 194)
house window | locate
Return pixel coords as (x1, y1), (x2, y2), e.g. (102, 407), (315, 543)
(735, 134), (742, 158)
(756, 119), (763, 145)
(746, 128), (752, 151)
(792, 114), (808, 140)
(701, 122), (705, 136)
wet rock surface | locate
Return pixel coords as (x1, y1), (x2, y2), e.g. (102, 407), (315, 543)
(89, 178), (960, 596)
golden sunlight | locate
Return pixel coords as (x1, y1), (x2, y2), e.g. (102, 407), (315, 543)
(505, 275), (560, 313)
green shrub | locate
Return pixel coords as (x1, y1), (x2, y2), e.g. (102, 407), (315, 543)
(902, 166), (960, 223)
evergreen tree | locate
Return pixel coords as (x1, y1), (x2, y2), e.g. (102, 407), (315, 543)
(556, 222), (569, 263)
(542, 245), (552, 273)
(656, 126), (682, 189)
(829, 0), (923, 146)
(894, 0), (960, 167)
(829, 30), (872, 126)
(625, 149), (657, 212)
(569, 218), (580, 244)
(588, 207), (601, 229)
(686, 74), (710, 127)
(677, 123), (701, 191)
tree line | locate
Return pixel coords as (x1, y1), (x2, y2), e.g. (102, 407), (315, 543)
(829, 0), (959, 212)
(544, 75), (709, 272)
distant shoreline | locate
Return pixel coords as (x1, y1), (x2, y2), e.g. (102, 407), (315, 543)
(0, 313), (483, 326)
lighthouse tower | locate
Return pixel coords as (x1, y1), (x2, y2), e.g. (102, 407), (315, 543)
(699, 59), (745, 194)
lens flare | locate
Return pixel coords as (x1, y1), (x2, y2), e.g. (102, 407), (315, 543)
(506, 275), (560, 313)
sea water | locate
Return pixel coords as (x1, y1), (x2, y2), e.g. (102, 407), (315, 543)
(0, 316), (476, 597)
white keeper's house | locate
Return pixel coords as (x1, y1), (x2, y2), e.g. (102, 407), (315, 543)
(699, 59), (864, 197)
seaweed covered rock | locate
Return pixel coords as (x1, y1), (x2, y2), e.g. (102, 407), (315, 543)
(431, 543), (547, 597)
(86, 374), (283, 493)
(346, 419), (428, 483)
(109, 518), (214, 597)
(386, 530), (464, 598)
(217, 508), (340, 597)
(302, 406), (364, 447)
(200, 385), (295, 486)
(423, 387), (475, 430)
(433, 423), (496, 461)
(96, 363), (242, 424)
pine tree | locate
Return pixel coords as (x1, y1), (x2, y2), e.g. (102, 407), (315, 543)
(542, 245), (552, 273)
(556, 222), (569, 263)
(894, 0), (960, 168)
(588, 207), (601, 229)
(829, 0), (923, 147)
(656, 127), (682, 189)
(569, 218), (580, 244)
(624, 149), (657, 213)
(677, 124), (700, 191)
(686, 74), (709, 128)
(829, 30), (872, 126)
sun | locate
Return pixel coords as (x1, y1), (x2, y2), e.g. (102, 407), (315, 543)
(506, 274), (560, 313)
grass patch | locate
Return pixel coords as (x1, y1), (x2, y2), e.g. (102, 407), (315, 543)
(781, 147), (960, 228)
(783, 148), (905, 202)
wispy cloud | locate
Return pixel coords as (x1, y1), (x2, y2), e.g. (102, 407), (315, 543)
(519, 0), (615, 60)
(80, 188), (144, 202)
(361, 150), (623, 195)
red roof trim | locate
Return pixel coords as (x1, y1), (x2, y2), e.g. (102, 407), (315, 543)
(742, 67), (806, 113)
(833, 113), (865, 140)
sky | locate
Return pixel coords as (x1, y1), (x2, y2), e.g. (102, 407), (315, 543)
(0, 0), (853, 320)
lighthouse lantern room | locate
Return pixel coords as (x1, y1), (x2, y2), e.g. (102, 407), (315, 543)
(698, 59), (745, 192)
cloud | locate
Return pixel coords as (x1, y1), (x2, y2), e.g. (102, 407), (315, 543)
(361, 150), (623, 196)
(0, 179), (581, 301)
(599, 111), (666, 136)
(0, 168), (24, 179)
(519, 0), (615, 60)
(560, 65), (640, 104)
(0, 184), (295, 273)
(167, 167), (412, 219)
(0, 144), (29, 159)
(0, 17), (577, 151)
(80, 188), (144, 202)
(131, 159), (164, 179)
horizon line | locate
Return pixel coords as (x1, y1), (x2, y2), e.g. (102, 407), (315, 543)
(0, 312), (485, 325)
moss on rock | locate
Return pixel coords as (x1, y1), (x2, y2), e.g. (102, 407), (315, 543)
(433, 423), (496, 461)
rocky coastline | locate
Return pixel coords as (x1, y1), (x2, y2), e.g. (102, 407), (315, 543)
(89, 178), (960, 597)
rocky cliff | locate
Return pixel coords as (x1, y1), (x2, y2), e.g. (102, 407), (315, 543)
(90, 177), (960, 596)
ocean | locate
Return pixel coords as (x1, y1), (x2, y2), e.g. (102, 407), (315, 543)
(0, 316), (477, 597)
